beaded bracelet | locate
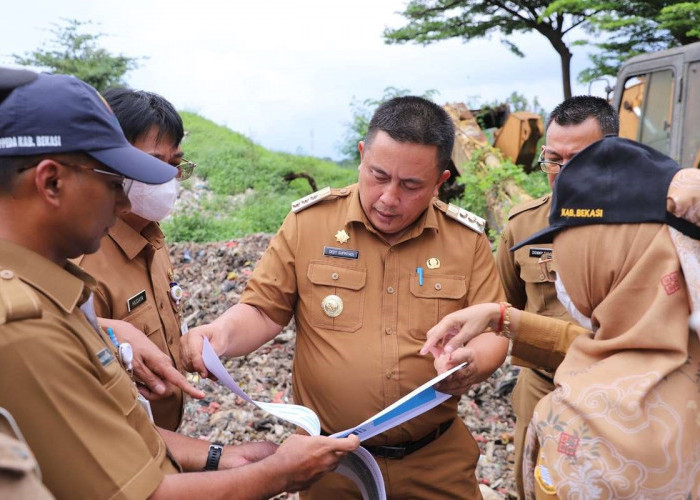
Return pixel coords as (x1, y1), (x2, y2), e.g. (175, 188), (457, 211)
(497, 302), (514, 339)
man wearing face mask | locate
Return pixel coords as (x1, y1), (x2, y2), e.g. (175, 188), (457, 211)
(77, 88), (198, 431)
(495, 96), (618, 499)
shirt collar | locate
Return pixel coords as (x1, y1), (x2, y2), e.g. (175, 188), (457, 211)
(0, 239), (96, 314)
(108, 218), (164, 259)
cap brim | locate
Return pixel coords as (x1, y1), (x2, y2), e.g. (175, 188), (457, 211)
(510, 225), (561, 252)
(88, 145), (177, 184)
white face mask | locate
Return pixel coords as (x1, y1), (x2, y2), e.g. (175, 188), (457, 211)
(555, 274), (595, 331)
(127, 178), (178, 221)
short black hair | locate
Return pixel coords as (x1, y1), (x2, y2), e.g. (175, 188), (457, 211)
(365, 96), (454, 171)
(102, 88), (184, 146)
(0, 153), (92, 196)
(0, 156), (28, 195)
(547, 95), (619, 136)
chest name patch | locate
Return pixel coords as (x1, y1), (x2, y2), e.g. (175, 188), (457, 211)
(323, 246), (359, 259)
(127, 290), (147, 312)
(529, 247), (552, 258)
(96, 348), (115, 367)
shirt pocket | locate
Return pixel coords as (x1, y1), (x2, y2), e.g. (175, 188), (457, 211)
(122, 303), (167, 353)
(307, 261), (366, 333)
(408, 273), (467, 339)
(519, 263), (560, 314)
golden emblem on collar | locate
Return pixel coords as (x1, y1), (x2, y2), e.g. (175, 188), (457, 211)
(426, 257), (441, 269)
(335, 230), (350, 244)
(321, 294), (343, 318)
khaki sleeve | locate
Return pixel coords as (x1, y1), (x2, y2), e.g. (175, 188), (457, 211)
(0, 322), (168, 499)
(240, 212), (299, 327)
(75, 254), (113, 318)
(466, 232), (506, 305)
(511, 311), (591, 371)
(495, 224), (527, 310)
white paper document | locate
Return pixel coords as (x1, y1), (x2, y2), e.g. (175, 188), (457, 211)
(201, 338), (466, 500)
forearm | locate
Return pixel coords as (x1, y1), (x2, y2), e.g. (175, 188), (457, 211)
(510, 310), (589, 370)
(97, 317), (126, 339)
(150, 457), (287, 500)
(464, 331), (509, 382)
(158, 428), (277, 472)
(213, 303), (284, 357)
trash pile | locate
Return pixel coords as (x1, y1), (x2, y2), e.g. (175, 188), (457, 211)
(171, 236), (518, 499)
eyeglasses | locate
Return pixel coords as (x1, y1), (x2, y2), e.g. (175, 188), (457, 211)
(176, 160), (196, 181)
(18, 160), (132, 194)
(537, 150), (565, 174)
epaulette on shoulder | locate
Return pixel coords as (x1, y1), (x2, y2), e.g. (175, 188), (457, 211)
(291, 186), (351, 213)
(507, 194), (551, 220)
(434, 200), (486, 234)
(0, 269), (42, 326)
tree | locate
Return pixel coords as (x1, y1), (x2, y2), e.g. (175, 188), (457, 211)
(13, 19), (138, 91)
(550, 1), (700, 82)
(338, 86), (438, 163)
(384, 1), (605, 100)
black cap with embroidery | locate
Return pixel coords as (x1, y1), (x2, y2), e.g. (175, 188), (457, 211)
(511, 136), (700, 251)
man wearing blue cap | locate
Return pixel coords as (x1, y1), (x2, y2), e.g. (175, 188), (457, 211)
(0, 71), (358, 499)
(0, 66), (54, 500)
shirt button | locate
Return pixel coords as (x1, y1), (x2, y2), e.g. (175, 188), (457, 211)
(0, 270), (14, 280)
(385, 370), (392, 379)
(387, 286), (395, 294)
(539, 274), (545, 281)
(434, 283), (442, 291)
(385, 327), (393, 335)
(331, 272), (339, 280)
(340, 188), (348, 195)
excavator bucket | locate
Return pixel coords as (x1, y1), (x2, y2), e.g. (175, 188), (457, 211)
(493, 111), (544, 172)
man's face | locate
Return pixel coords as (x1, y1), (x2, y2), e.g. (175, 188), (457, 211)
(358, 130), (450, 242)
(132, 125), (183, 168)
(543, 116), (605, 189)
(58, 156), (131, 257)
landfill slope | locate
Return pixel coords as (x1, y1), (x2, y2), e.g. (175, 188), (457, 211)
(172, 236), (517, 499)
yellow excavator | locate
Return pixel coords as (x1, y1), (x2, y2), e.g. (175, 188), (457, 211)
(613, 41), (700, 169)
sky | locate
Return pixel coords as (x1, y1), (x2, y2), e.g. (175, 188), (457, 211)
(0, 0), (602, 161)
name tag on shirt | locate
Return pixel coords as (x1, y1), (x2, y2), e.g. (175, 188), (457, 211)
(323, 246), (359, 259)
(127, 290), (147, 312)
(96, 348), (115, 367)
(529, 247), (552, 258)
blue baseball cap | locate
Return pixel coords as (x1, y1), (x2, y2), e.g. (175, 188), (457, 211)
(0, 67), (37, 104)
(0, 72), (176, 184)
(512, 136), (700, 251)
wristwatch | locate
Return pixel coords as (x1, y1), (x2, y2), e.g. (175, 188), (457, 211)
(204, 443), (224, 471)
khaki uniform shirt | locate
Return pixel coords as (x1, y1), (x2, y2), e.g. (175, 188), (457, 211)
(496, 195), (576, 372)
(241, 184), (503, 446)
(0, 408), (53, 500)
(78, 218), (184, 431)
(0, 239), (178, 499)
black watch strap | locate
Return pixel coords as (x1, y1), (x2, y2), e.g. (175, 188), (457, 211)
(204, 443), (224, 471)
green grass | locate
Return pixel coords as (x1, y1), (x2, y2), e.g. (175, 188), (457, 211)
(162, 113), (357, 242)
(163, 112), (549, 243)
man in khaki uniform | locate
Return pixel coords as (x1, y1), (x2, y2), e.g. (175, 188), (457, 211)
(0, 69), (54, 500)
(0, 72), (358, 499)
(0, 408), (53, 500)
(182, 96), (509, 499)
(495, 95), (619, 499)
(78, 88), (201, 431)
